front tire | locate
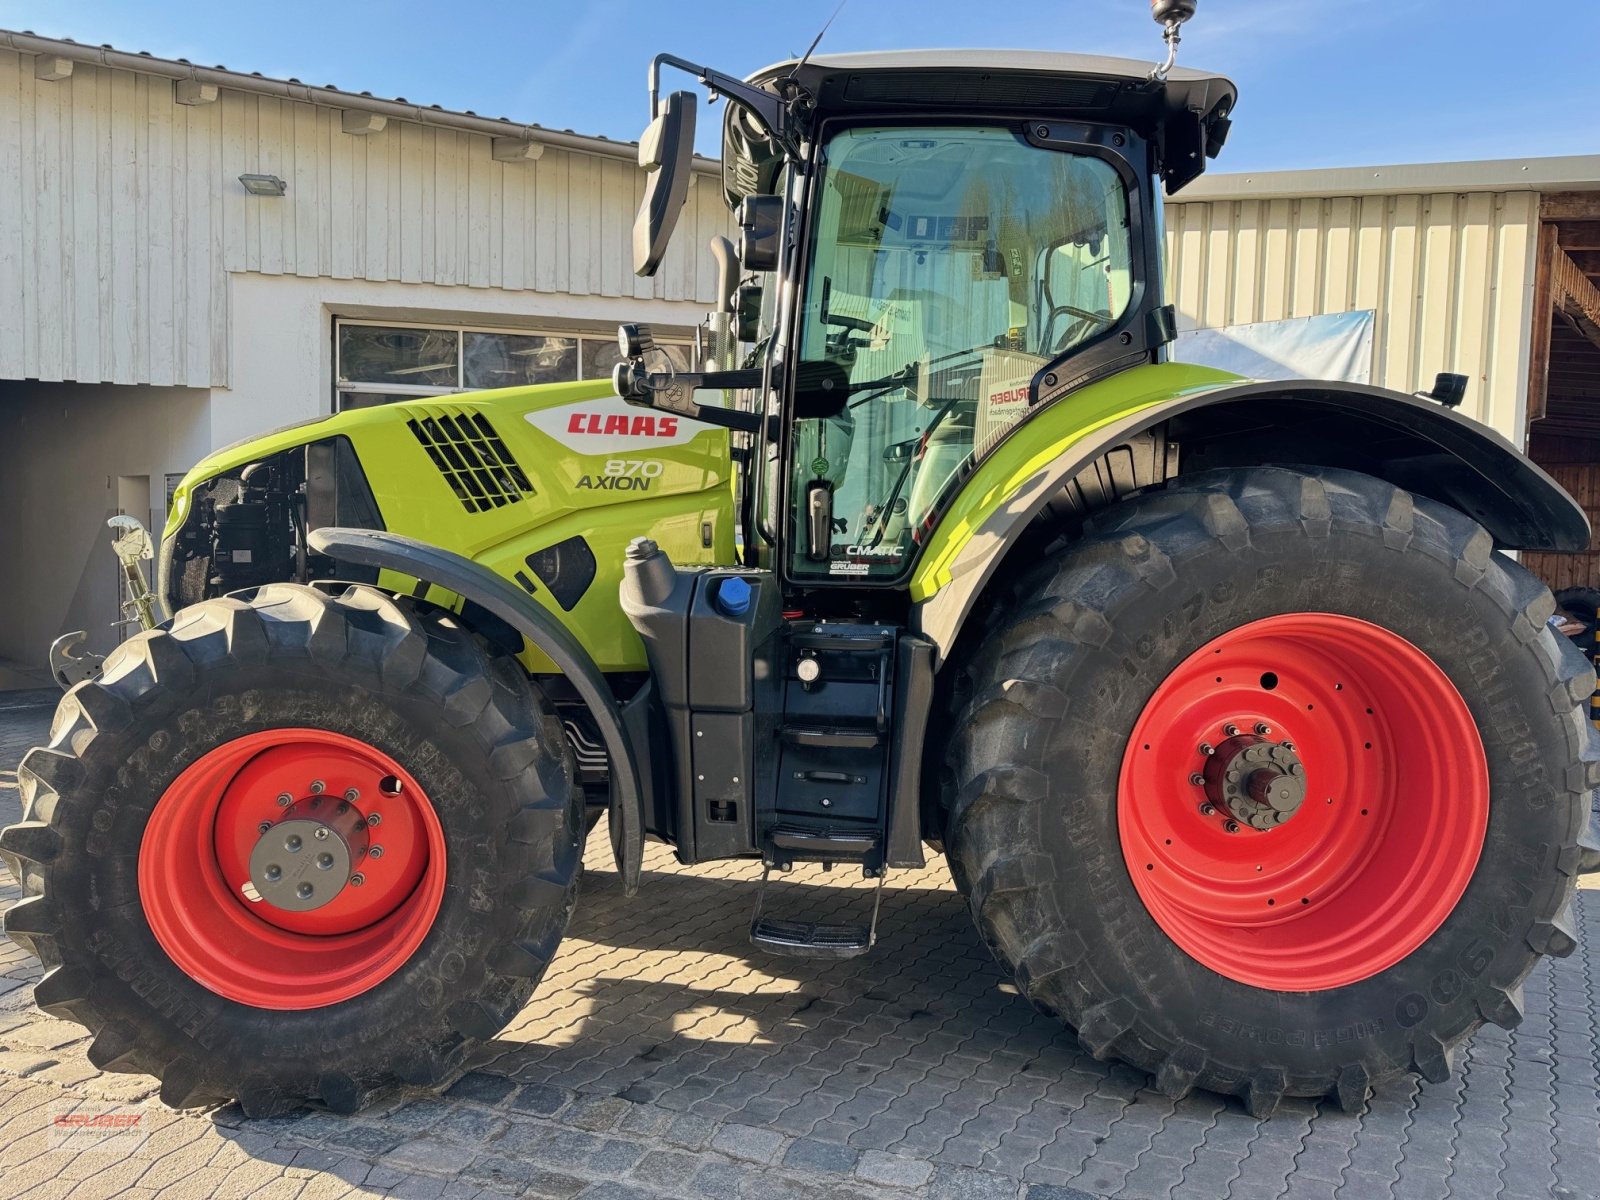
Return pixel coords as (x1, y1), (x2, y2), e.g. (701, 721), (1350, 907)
(0, 584), (581, 1113)
(941, 467), (1593, 1115)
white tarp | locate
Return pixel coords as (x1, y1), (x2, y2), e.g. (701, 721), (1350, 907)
(1172, 311), (1376, 384)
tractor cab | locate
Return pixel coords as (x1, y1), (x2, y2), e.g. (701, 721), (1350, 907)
(617, 48), (1234, 593)
(610, 41), (1237, 952)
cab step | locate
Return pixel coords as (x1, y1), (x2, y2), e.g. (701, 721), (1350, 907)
(749, 866), (885, 960)
(780, 724), (883, 750)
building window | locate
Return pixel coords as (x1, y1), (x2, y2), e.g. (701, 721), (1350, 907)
(334, 320), (691, 412)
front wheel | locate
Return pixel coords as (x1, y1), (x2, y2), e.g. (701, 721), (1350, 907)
(941, 467), (1594, 1115)
(0, 584), (582, 1113)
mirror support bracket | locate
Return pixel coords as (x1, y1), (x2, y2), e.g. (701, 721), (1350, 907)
(648, 53), (800, 158)
(612, 358), (765, 435)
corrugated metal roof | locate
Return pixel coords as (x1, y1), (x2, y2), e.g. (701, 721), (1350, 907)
(0, 27), (721, 171)
(1182, 156), (1600, 201)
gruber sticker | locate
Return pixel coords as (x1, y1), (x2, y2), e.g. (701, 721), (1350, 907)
(525, 395), (706, 454)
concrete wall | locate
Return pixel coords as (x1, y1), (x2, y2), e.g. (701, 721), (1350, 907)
(0, 382), (211, 666)
(1163, 190), (1540, 444)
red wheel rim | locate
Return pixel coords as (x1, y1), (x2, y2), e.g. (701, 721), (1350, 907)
(1118, 614), (1488, 991)
(139, 728), (446, 1009)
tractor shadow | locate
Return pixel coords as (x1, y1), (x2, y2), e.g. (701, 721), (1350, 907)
(457, 839), (1171, 1143)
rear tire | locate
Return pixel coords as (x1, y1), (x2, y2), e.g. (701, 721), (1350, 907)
(940, 467), (1594, 1115)
(0, 584), (582, 1113)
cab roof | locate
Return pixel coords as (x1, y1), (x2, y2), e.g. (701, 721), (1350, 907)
(749, 48), (1232, 96)
(735, 49), (1237, 195)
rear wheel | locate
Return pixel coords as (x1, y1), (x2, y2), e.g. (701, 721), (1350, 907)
(0, 584), (581, 1113)
(941, 467), (1594, 1114)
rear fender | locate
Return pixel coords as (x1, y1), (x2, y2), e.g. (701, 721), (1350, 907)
(913, 378), (1590, 664)
(307, 527), (646, 894)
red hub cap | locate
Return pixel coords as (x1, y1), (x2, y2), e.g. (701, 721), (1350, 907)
(1118, 614), (1488, 991)
(139, 729), (446, 1009)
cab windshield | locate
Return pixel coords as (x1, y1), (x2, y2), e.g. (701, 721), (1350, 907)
(788, 124), (1133, 581)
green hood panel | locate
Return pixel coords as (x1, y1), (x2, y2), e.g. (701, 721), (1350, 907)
(167, 378), (737, 673)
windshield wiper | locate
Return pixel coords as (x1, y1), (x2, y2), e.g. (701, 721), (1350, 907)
(866, 390), (969, 549)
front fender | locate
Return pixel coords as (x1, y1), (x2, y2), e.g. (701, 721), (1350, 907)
(913, 372), (1589, 664)
(307, 527), (645, 895)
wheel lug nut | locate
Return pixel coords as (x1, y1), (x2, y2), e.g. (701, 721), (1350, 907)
(350, 873), (366, 887)
(1255, 723), (1272, 736)
(1189, 773), (1205, 786)
(368, 845), (384, 859)
(1223, 724), (1240, 737)
(367, 813), (382, 827)
(257, 820), (271, 834)
(1223, 819), (1240, 834)
(344, 788), (360, 803)
(1199, 743), (1215, 756)
(276, 793), (292, 807)
(309, 780), (325, 794)
(1199, 802), (1216, 816)
(1281, 741), (1295, 752)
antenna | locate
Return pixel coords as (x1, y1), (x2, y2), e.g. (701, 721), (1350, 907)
(787, 0), (849, 84)
(1149, 0), (1198, 81)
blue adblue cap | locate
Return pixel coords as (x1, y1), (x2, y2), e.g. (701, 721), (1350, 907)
(716, 576), (753, 617)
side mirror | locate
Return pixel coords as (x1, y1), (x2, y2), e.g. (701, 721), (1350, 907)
(633, 90), (697, 278)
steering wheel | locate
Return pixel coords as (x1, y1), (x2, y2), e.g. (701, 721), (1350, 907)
(1043, 304), (1115, 354)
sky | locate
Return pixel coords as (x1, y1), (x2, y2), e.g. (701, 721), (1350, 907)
(2, 0), (1594, 173)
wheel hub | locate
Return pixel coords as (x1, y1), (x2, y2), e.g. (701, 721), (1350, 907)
(1200, 731), (1307, 832)
(247, 794), (371, 912)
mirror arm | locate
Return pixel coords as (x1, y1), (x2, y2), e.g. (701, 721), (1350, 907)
(648, 53), (798, 158)
(613, 361), (765, 434)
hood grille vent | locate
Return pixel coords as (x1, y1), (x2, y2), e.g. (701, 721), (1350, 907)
(408, 410), (534, 513)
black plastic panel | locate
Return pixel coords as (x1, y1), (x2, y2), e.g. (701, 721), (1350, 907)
(526, 536), (597, 612)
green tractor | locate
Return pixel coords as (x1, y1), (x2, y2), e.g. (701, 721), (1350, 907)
(4, 3), (1597, 1119)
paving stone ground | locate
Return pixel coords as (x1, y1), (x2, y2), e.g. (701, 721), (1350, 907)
(0, 691), (1597, 1199)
